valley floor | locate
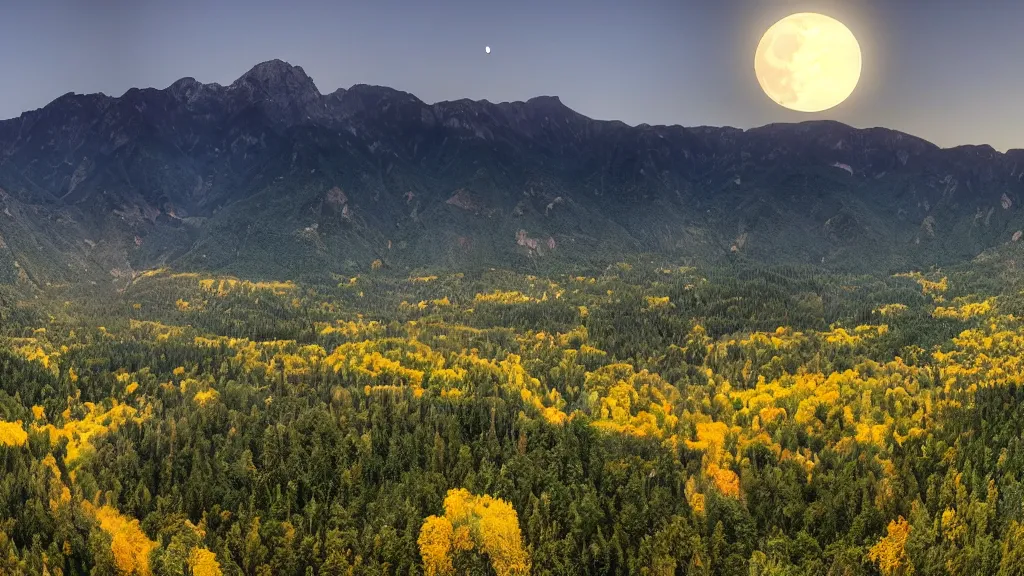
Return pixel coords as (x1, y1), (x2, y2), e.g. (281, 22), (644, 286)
(2, 260), (1024, 575)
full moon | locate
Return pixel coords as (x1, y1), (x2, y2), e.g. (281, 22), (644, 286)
(485, 46), (491, 54)
(754, 13), (862, 112)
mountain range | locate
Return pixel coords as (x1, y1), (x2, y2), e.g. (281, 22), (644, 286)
(2, 58), (1023, 288)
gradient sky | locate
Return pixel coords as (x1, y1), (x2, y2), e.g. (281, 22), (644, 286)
(1, 0), (1021, 151)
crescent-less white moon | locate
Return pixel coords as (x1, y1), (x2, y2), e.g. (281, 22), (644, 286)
(754, 13), (862, 113)
(485, 46), (491, 54)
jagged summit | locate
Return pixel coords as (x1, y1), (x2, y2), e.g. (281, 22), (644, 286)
(520, 95), (566, 109)
(232, 59), (317, 92)
(239, 58), (303, 77)
(165, 77), (208, 102)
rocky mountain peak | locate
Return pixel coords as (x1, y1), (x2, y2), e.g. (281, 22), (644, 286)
(233, 59), (317, 92)
(525, 95), (566, 110)
(228, 59), (325, 126)
(167, 77), (206, 102)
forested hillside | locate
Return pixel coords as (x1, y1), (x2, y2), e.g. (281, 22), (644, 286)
(4, 252), (1024, 574)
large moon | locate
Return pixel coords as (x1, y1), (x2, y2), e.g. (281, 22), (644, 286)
(754, 13), (862, 113)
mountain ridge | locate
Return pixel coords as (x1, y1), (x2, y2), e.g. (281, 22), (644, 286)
(13, 59), (1020, 154)
(2, 58), (1024, 288)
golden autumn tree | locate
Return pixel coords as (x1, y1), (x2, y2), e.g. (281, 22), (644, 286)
(706, 463), (740, 498)
(83, 501), (157, 576)
(0, 421), (28, 447)
(189, 547), (224, 576)
(418, 488), (531, 576)
(684, 476), (706, 516)
(418, 515), (455, 576)
(868, 516), (914, 576)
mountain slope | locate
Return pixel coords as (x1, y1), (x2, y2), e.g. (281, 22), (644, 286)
(2, 59), (1023, 286)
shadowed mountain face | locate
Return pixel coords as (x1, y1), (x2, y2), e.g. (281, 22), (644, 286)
(2, 59), (1023, 287)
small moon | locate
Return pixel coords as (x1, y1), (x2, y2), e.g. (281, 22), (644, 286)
(485, 46), (491, 54)
(754, 12), (862, 112)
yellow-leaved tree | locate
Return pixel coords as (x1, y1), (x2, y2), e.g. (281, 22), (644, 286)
(868, 516), (914, 576)
(0, 421), (28, 447)
(418, 515), (455, 576)
(82, 501), (157, 576)
(188, 547), (224, 576)
(418, 488), (531, 576)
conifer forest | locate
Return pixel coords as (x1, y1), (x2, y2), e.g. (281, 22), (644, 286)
(4, 255), (1024, 575)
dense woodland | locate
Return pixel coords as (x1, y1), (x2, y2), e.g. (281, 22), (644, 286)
(3, 256), (1024, 575)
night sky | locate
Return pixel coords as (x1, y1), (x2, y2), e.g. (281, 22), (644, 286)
(2, 0), (1021, 151)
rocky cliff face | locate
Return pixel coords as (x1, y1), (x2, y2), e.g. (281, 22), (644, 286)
(1, 59), (1023, 286)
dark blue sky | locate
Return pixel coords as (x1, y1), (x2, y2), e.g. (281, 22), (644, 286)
(2, 0), (1021, 150)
